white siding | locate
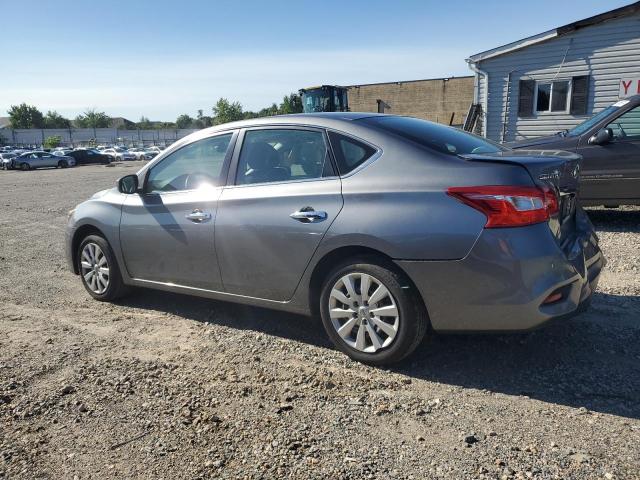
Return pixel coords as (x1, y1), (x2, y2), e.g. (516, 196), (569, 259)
(476, 12), (640, 141)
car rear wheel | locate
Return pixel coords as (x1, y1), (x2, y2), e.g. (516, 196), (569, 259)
(77, 234), (128, 301)
(20, 163), (30, 171)
(57, 160), (68, 168)
(319, 258), (428, 365)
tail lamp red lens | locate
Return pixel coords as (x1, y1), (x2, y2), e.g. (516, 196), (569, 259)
(447, 185), (559, 228)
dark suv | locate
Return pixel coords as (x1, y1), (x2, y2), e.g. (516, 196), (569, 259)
(67, 149), (112, 165)
(509, 95), (640, 207)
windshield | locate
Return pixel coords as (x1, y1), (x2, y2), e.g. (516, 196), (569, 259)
(568, 105), (621, 136)
(361, 116), (507, 156)
(302, 89), (331, 113)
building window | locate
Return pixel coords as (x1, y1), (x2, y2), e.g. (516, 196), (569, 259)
(535, 80), (571, 113)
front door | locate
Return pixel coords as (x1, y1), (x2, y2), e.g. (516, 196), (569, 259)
(119, 132), (235, 290)
(215, 127), (343, 301)
(579, 105), (640, 201)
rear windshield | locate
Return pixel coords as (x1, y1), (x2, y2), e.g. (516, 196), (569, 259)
(360, 116), (507, 156)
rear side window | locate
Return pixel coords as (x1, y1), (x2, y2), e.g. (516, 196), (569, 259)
(361, 116), (506, 156)
(328, 131), (377, 174)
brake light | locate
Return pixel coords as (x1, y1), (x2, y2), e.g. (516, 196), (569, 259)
(447, 185), (558, 228)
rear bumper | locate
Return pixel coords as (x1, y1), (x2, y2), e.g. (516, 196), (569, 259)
(396, 222), (604, 332)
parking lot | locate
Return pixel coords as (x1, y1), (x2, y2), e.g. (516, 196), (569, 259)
(0, 163), (639, 479)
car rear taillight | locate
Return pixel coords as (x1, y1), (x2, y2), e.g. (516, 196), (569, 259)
(447, 185), (559, 228)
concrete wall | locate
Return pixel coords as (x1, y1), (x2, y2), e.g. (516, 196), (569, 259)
(346, 77), (474, 126)
(474, 12), (640, 141)
(0, 127), (199, 147)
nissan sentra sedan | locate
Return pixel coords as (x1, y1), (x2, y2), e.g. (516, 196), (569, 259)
(66, 113), (604, 365)
(14, 151), (76, 170)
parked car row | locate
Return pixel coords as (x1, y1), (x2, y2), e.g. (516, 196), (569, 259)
(1, 145), (166, 170)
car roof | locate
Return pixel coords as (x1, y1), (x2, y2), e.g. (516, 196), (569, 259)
(198, 112), (387, 134)
(622, 94), (640, 106)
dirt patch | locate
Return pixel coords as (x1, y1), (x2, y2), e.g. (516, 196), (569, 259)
(1, 165), (639, 479)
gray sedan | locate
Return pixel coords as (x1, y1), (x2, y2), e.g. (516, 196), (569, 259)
(14, 151), (76, 170)
(66, 113), (604, 365)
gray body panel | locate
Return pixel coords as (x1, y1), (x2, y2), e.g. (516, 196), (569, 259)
(120, 187), (224, 290)
(66, 113), (603, 331)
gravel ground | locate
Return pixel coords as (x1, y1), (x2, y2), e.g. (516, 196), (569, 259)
(0, 164), (639, 480)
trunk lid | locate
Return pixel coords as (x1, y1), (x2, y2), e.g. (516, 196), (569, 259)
(459, 149), (585, 248)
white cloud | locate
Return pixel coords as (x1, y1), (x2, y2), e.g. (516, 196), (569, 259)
(0, 48), (470, 120)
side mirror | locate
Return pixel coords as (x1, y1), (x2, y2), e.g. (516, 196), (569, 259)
(588, 128), (613, 145)
(118, 174), (139, 194)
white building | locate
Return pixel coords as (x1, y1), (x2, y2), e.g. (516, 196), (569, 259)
(466, 2), (640, 142)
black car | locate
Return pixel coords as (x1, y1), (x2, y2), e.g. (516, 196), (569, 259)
(509, 95), (640, 207)
(66, 149), (112, 165)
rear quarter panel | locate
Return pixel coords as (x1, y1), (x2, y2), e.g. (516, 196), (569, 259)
(324, 139), (535, 261)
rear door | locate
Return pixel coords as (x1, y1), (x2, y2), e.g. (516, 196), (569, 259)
(578, 104), (640, 201)
(32, 152), (46, 168)
(41, 152), (57, 167)
(215, 127), (343, 301)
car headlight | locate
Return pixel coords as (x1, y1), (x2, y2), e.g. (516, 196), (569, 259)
(68, 208), (76, 220)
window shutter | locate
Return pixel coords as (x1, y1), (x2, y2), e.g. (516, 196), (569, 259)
(518, 80), (535, 118)
(570, 75), (589, 115)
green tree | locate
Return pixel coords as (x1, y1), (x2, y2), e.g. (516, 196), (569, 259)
(278, 93), (303, 114)
(212, 98), (244, 125)
(44, 110), (71, 129)
(74, 108), (111, 128)
(43, 135), (62, 149)
(258, 103), (279, 117)
(137, 116), (153, 129)
(7, 103), (45, 129)
(194, 109), (213, 128)
(175, 114), (194, 129)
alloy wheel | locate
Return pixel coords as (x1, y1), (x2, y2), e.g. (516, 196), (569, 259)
(80, 242), (110, 294)
(328, 272), (400, 353)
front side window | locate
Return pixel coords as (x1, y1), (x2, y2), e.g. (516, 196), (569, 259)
(606, 105), (640, 140)
(146, 133), (232, 193)
(236, 129), (333, 185)
(536, 80), (570, 113)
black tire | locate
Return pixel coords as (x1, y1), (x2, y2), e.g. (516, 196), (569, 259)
(319, 257), (428, 366)
(20, 163), (30, 171)
(77, 234), (128, 301)
(58, 160), (68, 168)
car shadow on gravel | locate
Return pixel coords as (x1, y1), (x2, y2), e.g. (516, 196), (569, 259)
(117, 289), (640, 420)
(399, 291), (640, 420)
(115, 289), (333, 349)
(586, 207), (640, 232)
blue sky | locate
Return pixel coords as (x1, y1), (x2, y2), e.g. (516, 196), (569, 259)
(1, 0), (632, 121)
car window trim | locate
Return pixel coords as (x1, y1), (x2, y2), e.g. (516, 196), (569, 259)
(579, 101), (640, 142)
(325, 128), (382, 178)
(142, 130), (238, 195)
(226, 125), (339, 188)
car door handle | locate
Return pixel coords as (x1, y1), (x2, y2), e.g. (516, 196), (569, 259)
(290, 207), (327, 223)
(186, 209), (212, 223)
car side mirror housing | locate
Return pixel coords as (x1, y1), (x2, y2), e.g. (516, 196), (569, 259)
(118, 174), (139, 194)
(589, 128), (613, 145)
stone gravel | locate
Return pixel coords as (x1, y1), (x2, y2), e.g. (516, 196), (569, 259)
(0, 164), (639, 479)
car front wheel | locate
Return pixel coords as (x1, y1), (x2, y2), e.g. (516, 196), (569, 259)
(58, 160), (68, 168)
(77, 234), (128, 301)
(319, 258), (428, 365)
